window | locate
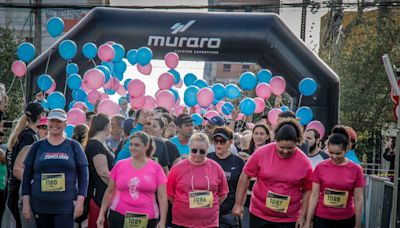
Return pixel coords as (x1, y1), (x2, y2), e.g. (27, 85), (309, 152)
(242, 64), (250, 72)
(223, 64), (231, 72)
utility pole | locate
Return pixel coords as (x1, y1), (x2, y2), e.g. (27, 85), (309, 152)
(33, 0), (42, 54)
(300, 0), (310, 41)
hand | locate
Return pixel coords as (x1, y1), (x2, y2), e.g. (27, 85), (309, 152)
(274, 95), (282, 107)
(73, 200), (84, 219)
(97, 214), (105, 228)
(156, 222), (165, 228)
(22, 203), (33, 220)
(295, 217), (305, 228)
(302, 221), (311, 228)
(232, 204), (243, 219)
(231, 109), (239, 121)
(239, 152), (251, 161)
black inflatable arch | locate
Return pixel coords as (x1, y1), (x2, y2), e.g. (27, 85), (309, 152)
(27, 7), (339, 131)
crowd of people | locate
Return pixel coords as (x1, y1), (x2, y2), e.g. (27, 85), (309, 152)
(0, 98), (368, 228)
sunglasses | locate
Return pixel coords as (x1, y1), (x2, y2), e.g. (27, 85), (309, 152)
(38, 125), (48, 130)
(213, 138), (227, 145)
(191, 148), (206, 155)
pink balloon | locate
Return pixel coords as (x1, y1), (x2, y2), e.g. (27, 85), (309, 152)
(175, 105), (185, 116)
(270, 76), (286, 96)
(194, 105), (202, 114)
(137, 63), (152, 75)
(45, 80), (56, 94)
(247, 123), (255, 129)
(127, 79), (146, 98)
(236, 113), (244, 121)
(130, 95), (145, 110)
(97, 99), (120, 117)
(110, 78), (120, 91)
(97, 44), (115, 62)
(156, 90), (175, 109)
(306, 120), (325, 139)
(100, 93), (109, 100)
(11, 60), (27, 78)
(197, 88), (214, 108)
(158, 72), (175, 90)
(268, 108), (282, 126)
(254, 97), (266, 114)
(216, 101), (225, 115)
(116, 85), (126, 96)
(255, 83), (272, 100)
(72, 101), (87, 110)
(67, 108), (86, 125)
(175, 79), (183, 88)
(174, 97), (181, 107)
(81, 81), (90, 92)
(164, 52), (179, 69)
(88, 90), (102, 104)
(204, 110), (219, 120)
(142, 96), (156, 111)
(83, 68), (105, 90)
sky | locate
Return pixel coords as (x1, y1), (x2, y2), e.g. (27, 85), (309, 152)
(108, 0), (327, 104)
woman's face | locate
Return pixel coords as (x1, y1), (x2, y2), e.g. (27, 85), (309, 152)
(37, 125), (48, 140)
(48, 119), (66, 137)
(165, 122), (176, 138)
(129, 137), (148, 158)
(276, 140), (297, 158)
(213, 136), (231, 156)
(327, 144), (346, 165)
(252, 127), (269, 147)
(151, 119), (163, 137)
(189, 140), (208, 164)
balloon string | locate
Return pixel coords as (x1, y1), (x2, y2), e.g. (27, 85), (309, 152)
(297, 94), (303, 110)
(44, 48), (53, 74)
(64, 61), (69, 96)
(6, 77), (17, 94)
(19, 78), (26, 107)
(91, 59), (96, 67)
(266, 100), (273, 109)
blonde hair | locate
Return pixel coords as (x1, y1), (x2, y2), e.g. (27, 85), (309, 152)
(7, 115), (29, 151)
(189, 132), (210, 146)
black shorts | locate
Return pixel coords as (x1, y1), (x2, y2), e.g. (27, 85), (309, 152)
(250, 213), (296, 228)
(313, 215), (355, 228)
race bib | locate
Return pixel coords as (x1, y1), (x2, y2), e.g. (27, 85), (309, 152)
(266, 191), (291, 213)
(189, 191), (213, 208)
(41, 173), (65, 192)
(124, 212), (148, 228)
(323, 188), (349, 208)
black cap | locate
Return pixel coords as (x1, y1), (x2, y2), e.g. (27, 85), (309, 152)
(175, 114), (192, 126)
(213, 127), (233, 140)
(25, 102), (44, 119)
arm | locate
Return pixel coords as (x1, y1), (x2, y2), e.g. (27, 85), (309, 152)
(232, 172), (251, 217)
(74, 162), (88, 219)
(172, 157), (182, 166)
(296, 190), (311, 227)
(218, 194), (227, 205)
(13, 145), (30, 180)
(304, 183), (320, 227)
(157, 184), (168, 228)
(97, 180), (116, 228)
(354, 187), (364, 228)
(93, 154), (111, 184)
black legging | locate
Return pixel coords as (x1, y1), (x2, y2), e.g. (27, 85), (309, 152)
(108, 210), (158, 228)
(313, 216), (355, 228)
(34, 213), (74, 228)
(250, 213), (296, 228)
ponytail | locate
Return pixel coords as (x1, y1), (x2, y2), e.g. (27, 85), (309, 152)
(7, 114), (29, 151)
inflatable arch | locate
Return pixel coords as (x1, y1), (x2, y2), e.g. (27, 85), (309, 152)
(26, 7), (339, 131)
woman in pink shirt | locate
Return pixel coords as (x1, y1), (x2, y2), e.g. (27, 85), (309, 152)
(97, 131), (168, 228)
(304, 126), (365, 228)
(167, 132), (229, 228)
(232, 119), (313, 228)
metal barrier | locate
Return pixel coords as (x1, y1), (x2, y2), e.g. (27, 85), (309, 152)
(364, 175), (394, 228)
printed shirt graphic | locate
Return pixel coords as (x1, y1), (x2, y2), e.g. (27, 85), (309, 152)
(110, 158), (166, 219)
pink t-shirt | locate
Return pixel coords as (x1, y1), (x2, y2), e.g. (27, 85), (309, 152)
(244, 142), (313, 223)
(313, 159), (365, 220)
(109, 158), (167, 219)
(167, 159), (229, 228)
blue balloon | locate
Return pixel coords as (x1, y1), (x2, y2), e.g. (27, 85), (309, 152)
(68, 101), (77, 110)
(137, 47), (153, 66)
(200, 108), (207, 115)
(222, 102), (234, 115)
(113, 61), (127, 74)
(257, 69), (272, 83)
(281, 106), (290, 112)
(192, 113), (203, 126)
(82, 42), (97, 59)
(65, 124), (75, 138)
(212, 83), (226, 100)
(296, 106), (313, 125)
(67, 74), (82, 90)
(183, 86), (199, 107)
(240, 98), (256, 115)
(112, 43), (125, 62)
(58, 40), (77, 60)
(104, 89), (116, 95)
(239, 72), (257, 91)
(96, 65), (111, 83)
(114, 72), (124, 81)
(170, 88), (180, 102)
(41, 99), (48, 110)
(66, 63), (79, 75)
(37, 74), (53, 91)
(184, 73), (197, 86)
(47, 17), (64, 37)
(47, 92), (66, 110)
(212, 99), (219, 105)
(125, 94), (130, 103)
(168, 69), (181, 84)
(86, 102), (94, 112)
(299, 78), (317, 96)
(72, 89), (88, 102)
(124, 79), (132, 90)
(17, 42), (35, 63)
(126, 49), (138, 65)
(101, 61), (113, 72)
(194, 79), (208, 89)
(225, 84), (241, 99)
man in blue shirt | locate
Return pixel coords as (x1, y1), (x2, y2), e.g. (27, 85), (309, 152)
(169, 114), (193, 158)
